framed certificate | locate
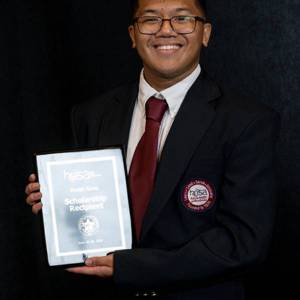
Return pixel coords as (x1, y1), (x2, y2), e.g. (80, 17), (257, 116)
(35, 147), (132, 267)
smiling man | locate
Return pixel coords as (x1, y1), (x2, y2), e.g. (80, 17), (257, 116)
(25, 0), (279, 299)
(128, 0), (211, 90)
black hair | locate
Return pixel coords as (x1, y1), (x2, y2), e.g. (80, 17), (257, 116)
(130, 0), (206, 17)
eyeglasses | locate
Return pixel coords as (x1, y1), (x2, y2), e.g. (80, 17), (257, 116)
(133, 15), (206, 35)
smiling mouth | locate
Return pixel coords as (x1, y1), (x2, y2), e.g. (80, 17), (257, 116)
(153, 44), (183, 51)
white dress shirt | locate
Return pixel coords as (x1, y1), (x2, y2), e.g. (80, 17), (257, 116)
(126, 65), (201, 172)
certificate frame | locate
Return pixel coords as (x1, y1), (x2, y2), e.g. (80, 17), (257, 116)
(34, 146), (133, 268)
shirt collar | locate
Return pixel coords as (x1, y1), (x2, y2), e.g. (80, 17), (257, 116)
(138, 65), (201, 118)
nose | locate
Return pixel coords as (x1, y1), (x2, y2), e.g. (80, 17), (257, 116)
(157, 19), (177, 36)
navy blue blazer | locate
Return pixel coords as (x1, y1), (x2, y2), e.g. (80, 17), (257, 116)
(71, 72), (280, 300)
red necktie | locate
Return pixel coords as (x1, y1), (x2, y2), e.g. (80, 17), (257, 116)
(129, 97), (168, 239)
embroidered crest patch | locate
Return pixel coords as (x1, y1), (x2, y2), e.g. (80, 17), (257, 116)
(182, 180), (215, 212)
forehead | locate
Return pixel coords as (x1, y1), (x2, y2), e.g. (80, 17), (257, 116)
(136, 0), (202, 15)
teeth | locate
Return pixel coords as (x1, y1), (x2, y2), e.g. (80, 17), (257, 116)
(156, 45), (180, 50)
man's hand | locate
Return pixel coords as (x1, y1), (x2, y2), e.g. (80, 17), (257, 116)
(25, 173), (43, 214)
(67, 255), (114, 278)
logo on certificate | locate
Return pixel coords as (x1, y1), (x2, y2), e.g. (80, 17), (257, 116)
(182, 180), (215, 212)
(78, 215), (99, 236)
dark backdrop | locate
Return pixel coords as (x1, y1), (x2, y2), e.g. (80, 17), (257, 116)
(0, 0), (299, 299)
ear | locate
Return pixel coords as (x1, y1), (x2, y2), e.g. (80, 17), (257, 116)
(202, 23), (212, 47)
(128, 25), (136, 48)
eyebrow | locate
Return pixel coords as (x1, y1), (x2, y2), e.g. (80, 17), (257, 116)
(140, 7), (195, 15)
(140, 9), (160, 15)
(175, 8), (194, 14)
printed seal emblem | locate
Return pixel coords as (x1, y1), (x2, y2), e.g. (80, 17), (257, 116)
(182, 180), (215, 212)
(78, 215), (99, 236)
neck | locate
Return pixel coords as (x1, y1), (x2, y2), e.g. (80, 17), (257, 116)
(143, 66), (198, 92)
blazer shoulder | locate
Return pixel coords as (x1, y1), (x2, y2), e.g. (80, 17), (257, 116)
(70, 81), (137, 146)
(217, 87), (280, 122)
(208, 84), (281, 146)
(72, 81), (137, 120)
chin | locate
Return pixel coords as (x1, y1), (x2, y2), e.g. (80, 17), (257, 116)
(155, 67), (189, 80)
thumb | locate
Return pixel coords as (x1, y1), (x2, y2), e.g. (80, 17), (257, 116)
(85, 258), (95, 266)
(28, 173), (37, 182)
(85, 256), (112, 267)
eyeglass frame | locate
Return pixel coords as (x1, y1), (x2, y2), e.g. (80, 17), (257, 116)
(132, 15), (207, 35)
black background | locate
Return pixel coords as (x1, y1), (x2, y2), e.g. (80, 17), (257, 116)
(0, 0), (299, 299)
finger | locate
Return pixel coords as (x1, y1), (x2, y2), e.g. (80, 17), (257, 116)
(32, 202), (43, 214)
(26, 192), (42, 205)
(28, 174), (37, 182)
(67, 266), (113, 277)
(25, 182), (40, 195)
(85, 255), (113, 268)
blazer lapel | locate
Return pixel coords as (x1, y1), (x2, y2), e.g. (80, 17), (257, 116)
(140, 74), (221, 241)
(97, 82), (138, 155)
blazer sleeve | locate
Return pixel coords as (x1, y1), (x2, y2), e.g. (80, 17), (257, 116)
(70, 105), (80, 147)
(70, 103), (94, 148)
(113, 110), (280, 290)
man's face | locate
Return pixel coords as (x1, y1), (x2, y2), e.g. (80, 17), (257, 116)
(129, 0), (211, 83)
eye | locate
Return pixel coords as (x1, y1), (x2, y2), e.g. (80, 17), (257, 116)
(140, 16), (161, 24)
(173, 16), (193, 23)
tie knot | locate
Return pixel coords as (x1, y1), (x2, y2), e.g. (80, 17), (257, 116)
(146, 97), (168, 123)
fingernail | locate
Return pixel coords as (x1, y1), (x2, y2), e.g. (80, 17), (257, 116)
(34, 193), (41, 200)
(85, 259), (92, 266)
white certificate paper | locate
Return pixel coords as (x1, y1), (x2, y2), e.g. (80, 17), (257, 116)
(36, 148), (132, 266)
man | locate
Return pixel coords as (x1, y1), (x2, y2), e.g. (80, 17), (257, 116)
(25, 0), (280, 299)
